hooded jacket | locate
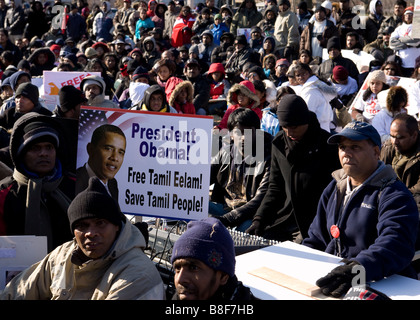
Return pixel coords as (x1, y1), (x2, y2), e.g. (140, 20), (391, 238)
(365, 0), (385, 44)
(0, 218), (165, 299)
(165, 77), (195, 114)
(218, 81), (261, 130)
(28, 47), (57, 77)
(4, 0), (25, 36)
(257, 4), (278, 33)
(128, 82), (150, 109)
(141, 36), (161, 70)
(274, 7), (300, 50)
(299, 75), (336, 132)
(137, 84), (177, 113)
(80, 75), (118, 109)
(0, 113), (75, 252)
(303, 162), (419, 282)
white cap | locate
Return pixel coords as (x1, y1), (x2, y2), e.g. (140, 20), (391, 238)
(321, 0), (333, 11)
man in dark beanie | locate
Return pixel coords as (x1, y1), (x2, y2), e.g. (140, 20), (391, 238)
(171, 217), (256, 300)
(246, 94), (341, 242)
(225, 34), (256, 84)
(0, 82), (52, 130)
(317, 36), (359, 82)
(0, 176), (165, 300)
(52, 85), (87, 119)
(0, 112), (76, 252)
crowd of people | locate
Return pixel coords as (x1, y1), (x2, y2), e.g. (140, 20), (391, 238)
(0, 0), (419, 301)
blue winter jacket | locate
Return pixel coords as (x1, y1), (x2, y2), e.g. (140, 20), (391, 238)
(303, 162), (419, 282)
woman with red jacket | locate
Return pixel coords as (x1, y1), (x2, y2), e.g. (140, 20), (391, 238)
(171, 6), (196, 48)
(165, 77), (196, 114)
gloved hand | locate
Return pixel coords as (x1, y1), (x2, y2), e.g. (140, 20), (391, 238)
(329, 97), (344, 110)
(316, 260), (361, 298)
(212, 214), (234, 228)
(245, 220), (263, 236)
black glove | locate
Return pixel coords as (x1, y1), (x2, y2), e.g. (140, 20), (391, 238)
(330, 97), (344, 110)
(316, 260), (361, 298)
(245, 220), (263, 236)
(212, 214), (234, 228)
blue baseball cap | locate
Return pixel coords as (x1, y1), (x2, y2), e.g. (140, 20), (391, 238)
(327, 121), (382, 148)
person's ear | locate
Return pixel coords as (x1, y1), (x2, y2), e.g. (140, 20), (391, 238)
(219, 272), (229, 285)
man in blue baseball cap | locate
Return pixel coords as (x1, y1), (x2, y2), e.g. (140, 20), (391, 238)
(302, 121), (419, 298)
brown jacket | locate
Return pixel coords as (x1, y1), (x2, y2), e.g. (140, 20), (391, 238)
(300, 19), (338, 56)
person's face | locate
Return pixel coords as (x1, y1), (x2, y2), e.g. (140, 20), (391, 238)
(248, 72), (260, 81)
(245, 0), (253, 9)
(105, 56), (116, 69)
(211, 71), (222, 82)
(394, 4), (404, 16)
(185, 64), (200, 78)
(294, 69), (311, 85)
(181, 8), (190, 16)
(279, 3), (288, 12)
(23, 141), (56, 177)
(404, 12), (413, 24)
(282, 124), (309, 141)
(116, 43), (125, 52)
(149, 92), (164, 111)
(263, 40), (273, 51)
(1, 86), (13, 99)
(340, 0), (349, 11)
(266, 58), (275, 70)
(95, 46), (104, 56)
(346, 36), (357, 49)
(150, 1), (156, 10)
(16, 75), (30, 88)
(384, 64), (396, 75)
(315, 10), (326, 21)
(158, 65), (171, 81)
(206, 0), (215, 8)
(329, 48), (341, 59)
(87, 131), (126, 183)
(78, 56), (87, 66)
(176, 88), (188, 103)
(84, 84), (101, 100)
(251, 31), (261, 40)
(202, 34), (212, 44)
(0, 31), (7, 44)
(276, 64), (288, 76)
(15, 95), (35, 113)
(266, 11), (275, 20)
(299, 53), (310, 64)
(214, 17), (221, 25)
(231, 124), (255, 155)
(91, 62), (103, 73)
(376, 3), (383, 15)
(390, 119), (418, 154)
(237, 91), (251, 107)
(338, 137), (380, 186)
(382, 33), (391, 44)
(173, 258), (228, 300)
(369, 80), (383, 94)
(74, 218), (120, 260)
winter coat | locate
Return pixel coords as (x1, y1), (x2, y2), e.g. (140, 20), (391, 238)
(261, 105), (280, 136)
(93, 3), (114, 42)
(303, 162), (419, 282)
(66, 11), (87, 43)
(253, 112), (341, 241)
(298, 75), (336, 132)
(0, 113), (75, 252)
(211, 131), (272, 227)
(210, 22), (229, 46)
(80, 75), (119, 109)
(300, 19), (338, 56)
(141, 36), (161, 70)
(165, 77), (195, 114)
(0, 99), (52, 130)
(365, 4), (385, 45)
(137, 84), (177, 113)
(4, 4), (25, 36)
(257, 5), (278, 33)
(171, 13), (195, 48)
(225, 46), (255, 80)
(230, 1), (263, 36)
(273, 7), (300, 50)
(185, 74), (211, 114)
(0, 218), (165, 299)
(380, 134), (420, 213)
(389, 22), (420, 69)
(218, 82), (261, 130)
(135, 17), (155, 41)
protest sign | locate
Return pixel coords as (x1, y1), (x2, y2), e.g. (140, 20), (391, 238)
(322, 49), (375, 72)
(76, 106), (213, 221)
(41, 71), (101, 110)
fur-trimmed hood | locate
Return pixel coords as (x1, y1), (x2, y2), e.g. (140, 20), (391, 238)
(227, 82), (260, 107)
(165, 77), (194, 107)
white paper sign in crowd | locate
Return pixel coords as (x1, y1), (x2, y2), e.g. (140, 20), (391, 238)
(76, 106), (213, 221)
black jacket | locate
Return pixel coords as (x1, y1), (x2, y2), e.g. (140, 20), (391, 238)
(253, 112), (341, 241)
(210, 131), (272, 227)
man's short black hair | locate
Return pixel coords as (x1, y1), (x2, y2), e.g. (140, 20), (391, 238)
(227, 108), (261, 131)
(392, 113), (419, 135)
(91, 124), (126, 146)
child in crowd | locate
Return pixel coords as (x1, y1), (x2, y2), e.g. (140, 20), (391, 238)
(165, 77), (196, 114)
(152, 58), (176, 88)
(216, 80), (261, 130)
(351, 69), (389, 123)
(207, 63), (231, 116)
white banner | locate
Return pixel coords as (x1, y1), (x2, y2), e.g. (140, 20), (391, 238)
(77, 107), (213, 221)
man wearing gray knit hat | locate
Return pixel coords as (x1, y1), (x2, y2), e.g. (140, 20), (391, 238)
(171, 217), (256, 300)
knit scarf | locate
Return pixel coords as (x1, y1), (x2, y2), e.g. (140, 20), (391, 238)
(13, 162), (72, 251)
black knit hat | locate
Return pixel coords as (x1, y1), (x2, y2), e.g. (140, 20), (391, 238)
(277, 94), (310, 127)
(67, 177), (126, 233)
(327, 36), (341, 51)
(15, 82), (39, 106)
(59, 85), (87, 113)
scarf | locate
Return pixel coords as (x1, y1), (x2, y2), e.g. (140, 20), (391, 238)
(13, 162), (72, 251)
